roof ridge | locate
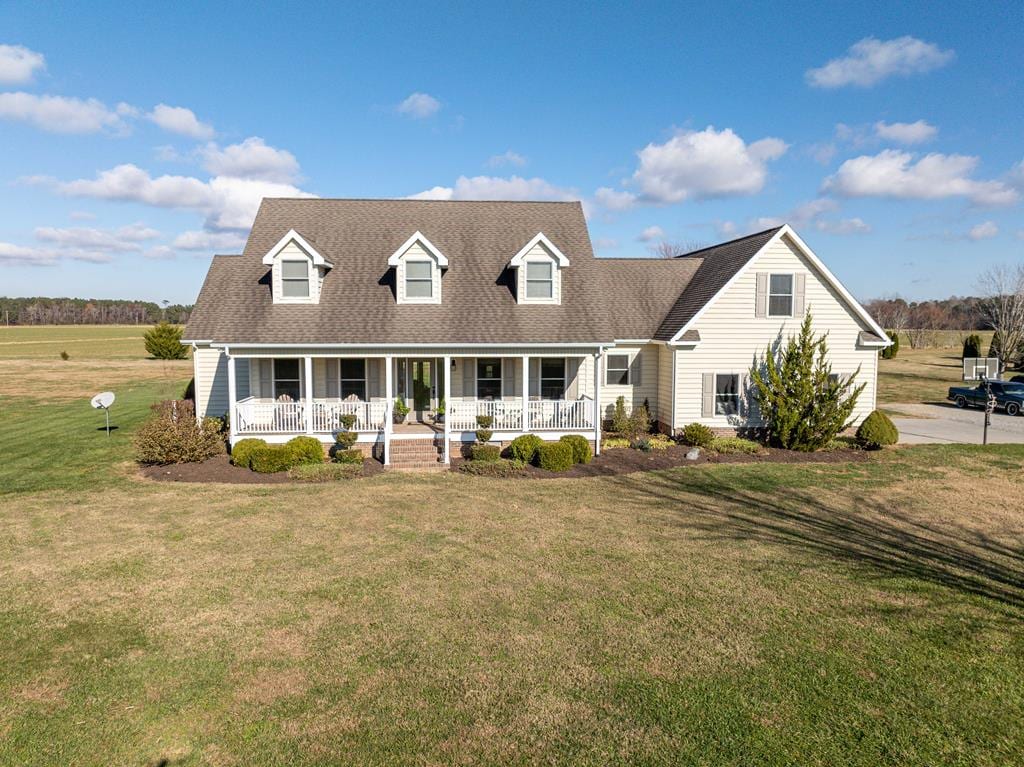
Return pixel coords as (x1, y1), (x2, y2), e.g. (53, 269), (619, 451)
(673, 226), (783, 258)
(261, 197), (582, 205)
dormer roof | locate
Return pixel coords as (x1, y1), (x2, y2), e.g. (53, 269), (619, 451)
(387, 231), (449, 267)
(261, 229), (333, 269)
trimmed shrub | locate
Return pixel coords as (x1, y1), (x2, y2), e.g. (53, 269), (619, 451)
(856, 410), (899, 450)
(611, 396), (629, 435)
(334, 430), (357, 450)
(230, 438), (266, 468)
(880, 330), (900, 360)
(288, 462), (362, 482)
(334, 448), (365, 465)
(536, 441), (574, 472)
(678, 422), (714, 448)
(460, 458), (526, 477)
(475, 428), (493, 443)
(508, 434), (543, 463)
(286, 436), (325, 465)
(339, 413), (357, 431)
(250, 445), (298, 473)
(143, 321), (188, 360)
(134, 399), (224, 465)
(962, 334), (983, 360)
(476, 415), (494, 429)
(710, 436), (765, 455)
(559, 434), (592, 464)
(470, 444), (501, 462)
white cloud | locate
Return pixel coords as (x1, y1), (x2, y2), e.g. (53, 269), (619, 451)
(408, 175), (578, 203)
(34, 222), (159, 252)
(199, 137), (300, 183)
(0, 241), (113, 265)
(147, 103), (214, 139)
(824, 150), (1019, 206)
(397, 92), (441, 119)
(0, 92), (129, 134)
(628, 127), (788, 204)
(593, 186), (637, 211)
(874, 120), (937, 144)
(0, 44), (46, 84)
(817, 217), (871, 235)
(49, 163), (314, 230)
(143, 245), (177, 260)
(172, 230), (247, 251)
(749, 198), (870, 236)
(806, 36), (954, 88)
(968, 221), (998, 241)
(486, 150), (527, 168)
(809, 142), (837, 165)
(637, 226), (665, 242)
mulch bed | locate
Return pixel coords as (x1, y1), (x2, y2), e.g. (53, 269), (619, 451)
(141, 445), (869, 484)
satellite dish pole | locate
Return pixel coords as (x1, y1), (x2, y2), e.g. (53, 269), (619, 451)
(90, 391), (116, 436)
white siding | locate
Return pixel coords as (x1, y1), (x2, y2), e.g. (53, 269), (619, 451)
(271, 241), (322, 304)
(194, 346), (228, 419)
(674, 234), (879, 428)
(395, 241), (443, 304)
(597, 343), (660, 421)
(656, 344), (674, 432)
(515, 243), (562, 304)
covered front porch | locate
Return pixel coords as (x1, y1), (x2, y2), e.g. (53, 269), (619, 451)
(221, 347), (604, 464)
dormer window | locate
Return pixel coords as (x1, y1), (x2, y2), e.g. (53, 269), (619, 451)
(388, 231), (448, 305)
(262, 229), (333, 305)
(281, 260), (310, 298)
(510, 233), (569, 305)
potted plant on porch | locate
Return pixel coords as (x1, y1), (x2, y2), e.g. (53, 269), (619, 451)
(393, 395), (410, 424)
(432, 398), (446, 425)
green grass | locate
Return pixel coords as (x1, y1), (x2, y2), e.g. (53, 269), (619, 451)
(0, 324), (162, 359)
(1, 326), (1023, 765)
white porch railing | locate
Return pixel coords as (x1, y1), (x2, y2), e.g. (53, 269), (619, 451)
(447, 398), (593, 431)
(234, 397), (386, 435)
(528, 399), (593, 430)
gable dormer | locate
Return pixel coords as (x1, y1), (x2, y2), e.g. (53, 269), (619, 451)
(262, 229), (333, 305)
(388, 231), (448, 305)
(509, 233), (569, 305)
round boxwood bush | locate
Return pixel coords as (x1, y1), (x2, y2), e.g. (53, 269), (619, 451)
(508, 434), (543, 463)
(475, 428), (493, 444)
(470, 444), (501, 462)
(230, 437), (266, 468)
(536, 441), (574, 472)
(678, 422), (714, 448)
(856, 410), (899, 450)
(559, 434), (592, 464)
(286, 436), (325, 465)
(334, 448), (365, 465)
(249, 444), (299, 473)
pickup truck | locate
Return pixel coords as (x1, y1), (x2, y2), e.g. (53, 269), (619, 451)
(947, 381), (1024, 416)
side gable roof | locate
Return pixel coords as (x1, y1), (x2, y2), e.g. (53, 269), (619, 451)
(595, 257), (704, 340)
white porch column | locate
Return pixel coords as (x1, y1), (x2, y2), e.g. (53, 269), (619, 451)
(521, 354), (530, 431)
(304, 355), (314, 435)
(384, 355), (393, 465)
(443, 355), (451, 464)
(226, 349), (236, 442)
(593, 350), (601, 455)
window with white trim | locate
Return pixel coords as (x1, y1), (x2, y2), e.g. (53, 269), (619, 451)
(405, 260), (433, 299)
(525, 261), (554, 299)
(476, 358), (502, 400)
(606, 354), (630, 386)
(340, 359), (366, 400)
(281, 260), (310, 298)
(540, 358), (566, 399)
(715, 374), (739, 416)
(274, 359), (301, 401)
(768, 274), (794, 317)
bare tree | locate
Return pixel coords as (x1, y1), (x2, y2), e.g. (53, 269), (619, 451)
(649, 240), (709, 258)
(864, 297), (910, 340)
(977, 264), (1024, 368)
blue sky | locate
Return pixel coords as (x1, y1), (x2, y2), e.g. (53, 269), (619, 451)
(0, 0), (1020, 305)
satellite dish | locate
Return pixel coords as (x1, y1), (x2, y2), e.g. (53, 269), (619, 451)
(91, 391), (115, 409)
(90, 391), (115, 435)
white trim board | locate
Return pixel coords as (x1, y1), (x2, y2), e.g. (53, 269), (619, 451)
(261, 229), (333, 268)
(509, 232), (570, 267)
(387, 231), (449, 267)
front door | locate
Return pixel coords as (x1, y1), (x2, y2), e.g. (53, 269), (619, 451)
(410, 359), (435, 417)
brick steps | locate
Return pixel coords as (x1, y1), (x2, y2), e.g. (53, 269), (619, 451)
(386, 438), (446, 471)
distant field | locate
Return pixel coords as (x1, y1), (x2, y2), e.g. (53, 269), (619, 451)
(0, 324), (177, 359)
(877, 331), (1004, 406)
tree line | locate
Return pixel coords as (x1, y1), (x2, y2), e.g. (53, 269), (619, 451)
(0, 297), (193, 325)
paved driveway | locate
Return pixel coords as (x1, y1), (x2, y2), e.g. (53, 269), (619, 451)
(887, 402), (1024, 445)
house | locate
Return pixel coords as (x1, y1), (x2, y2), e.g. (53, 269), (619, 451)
(183, 199), (889, 467)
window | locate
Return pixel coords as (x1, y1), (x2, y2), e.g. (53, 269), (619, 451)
(606, 354), (630, 386)
(768, 274), (793, 317)
(340, 359), (366, 400)
(476, 358), (502, 400)
(405, 261), (433, 298)
(525, 261), (553, 299)
(274, 359), (301, 401)
(281, 260), (310, 298)
(715, 374), (739, 416)
(540, 358), (566, 399)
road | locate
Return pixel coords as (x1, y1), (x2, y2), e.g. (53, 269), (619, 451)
(887, 402), (1024, 445)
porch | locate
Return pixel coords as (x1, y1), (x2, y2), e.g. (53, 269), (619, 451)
(222, 349), (603, 465)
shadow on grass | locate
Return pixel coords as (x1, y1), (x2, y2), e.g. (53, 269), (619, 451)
(613, 468), (1024, 612)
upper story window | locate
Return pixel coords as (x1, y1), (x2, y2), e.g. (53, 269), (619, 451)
(405, 260), (434, 299)
(526, 261), (554, 299)
(768, 274), (794, 317)
(510, 233), (569, 305)
(281, 260), (310, 298)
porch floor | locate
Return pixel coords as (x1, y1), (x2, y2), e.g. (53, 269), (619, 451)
(393, 422), (442, 435)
